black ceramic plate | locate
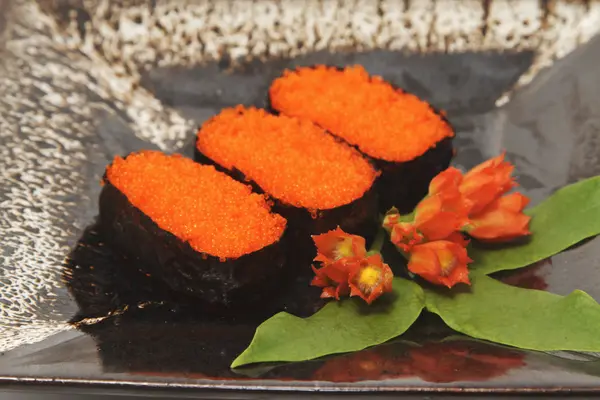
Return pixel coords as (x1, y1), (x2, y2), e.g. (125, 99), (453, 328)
(2, 1), (600, 397)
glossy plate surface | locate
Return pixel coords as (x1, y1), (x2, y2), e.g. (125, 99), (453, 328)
(1, 0), (600, 395)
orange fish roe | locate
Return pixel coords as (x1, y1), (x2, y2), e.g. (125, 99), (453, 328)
(270, 65), (454, 163)
(106, 151), (286, 259)
(197, 106), (377, 210)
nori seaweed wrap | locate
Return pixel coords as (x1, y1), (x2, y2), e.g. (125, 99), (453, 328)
(98, 151), (287, 308)
(195, 106), (379, 252)
(268, 65), (454, 213)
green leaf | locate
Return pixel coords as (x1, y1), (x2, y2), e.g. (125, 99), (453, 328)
(231, 278), (425, 368)
(425, 275), (600, 352)
(470, 176), (600, 275)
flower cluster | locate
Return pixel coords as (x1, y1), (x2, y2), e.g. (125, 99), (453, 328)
(384, 153), (531, 288)
(310, 227), (393, 304)
(310, 153), (531, 302)
(460, 153), (531, 242)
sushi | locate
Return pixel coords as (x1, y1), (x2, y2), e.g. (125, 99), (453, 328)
(195, 106), (379, 244)
(99, 150), (287, 307)
(269, 65), (454, 212)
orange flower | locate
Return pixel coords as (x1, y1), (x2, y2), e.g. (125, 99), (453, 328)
(311, 260), (356, 300)
(311, 255), (393, 304)
(348, 254), (394, 305)
(312, 227), (366, 264)
(467, 192), (531, 242)
(459, 153), (516, 214)
(412, 169), (471, 241)
(384, 169), (471, 251)
(384, 208), (424, 251)
(428, 167), (464, 197)
(413, 193), (470, 241)
(390, 222), (424, 252)
(408, 240), (472, 288)
(311, 227), (390, 303)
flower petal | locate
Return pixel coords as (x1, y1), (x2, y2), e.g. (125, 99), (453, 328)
(460, 152), (516, 214)
(414, 195), (443, 226)
(494, 192), (530, 213)
(417, 211), (468, 241)
(311, 265), (330, 287)
(469, 211), (531, 242)
(468, 193), (531, 242)
(429, 167), (463, 196)
(414, 189), (470, 241)
(311, 258), (361, 301)
(321, 286), (338, 299)
(313, 227), (367, 263)
(407, 247), (441, 279)
(391, 222), (424, 252)
(348, 254), (394, 305)
(408, 240), (471, 288)
(440, 264), (471, 287)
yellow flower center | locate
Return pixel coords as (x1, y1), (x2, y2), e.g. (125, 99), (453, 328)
(357, 265), (381, 293)
(438, 248), (457, 276)
(334, 237), (354, 259)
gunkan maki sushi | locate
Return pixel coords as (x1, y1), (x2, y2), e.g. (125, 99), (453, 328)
(269, 65), (454, 213)
(195, 106), (379, 242)
(99, 150), (287, 308)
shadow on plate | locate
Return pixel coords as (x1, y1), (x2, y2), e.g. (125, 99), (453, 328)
(63, 222), (555, 382)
